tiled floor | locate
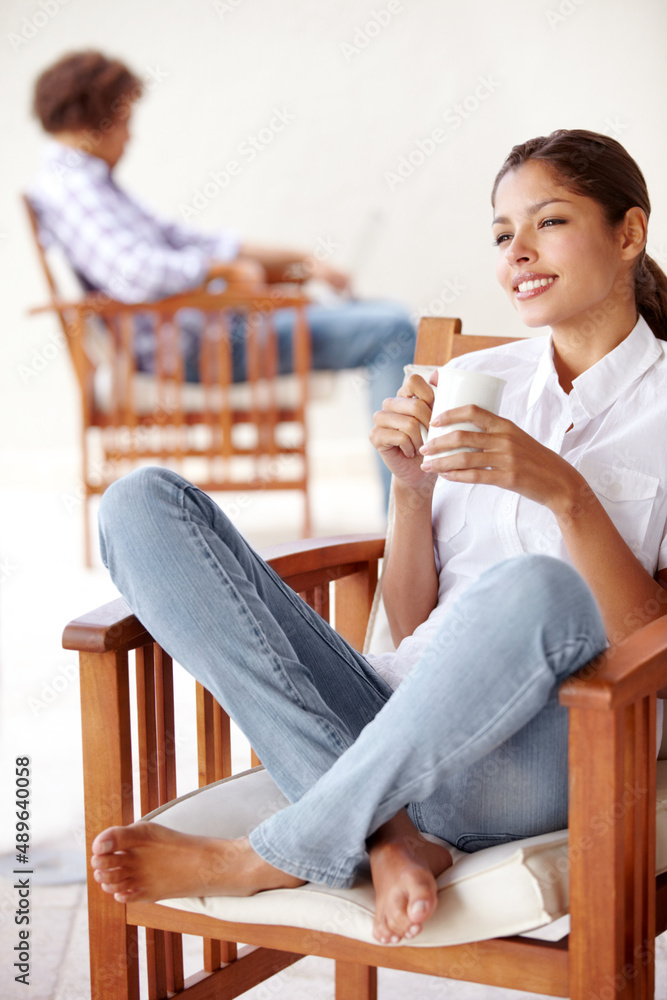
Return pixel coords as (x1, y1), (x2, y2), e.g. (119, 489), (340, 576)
(2, 374), (667, 998)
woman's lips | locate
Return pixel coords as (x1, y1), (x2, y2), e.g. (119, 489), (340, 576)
(514, 275), (557, 300)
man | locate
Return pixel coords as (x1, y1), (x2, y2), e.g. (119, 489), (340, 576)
(28, 50), (416, 502)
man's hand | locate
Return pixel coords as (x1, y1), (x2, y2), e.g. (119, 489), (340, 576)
(308, 259), (351, 292)
(206, 258), (266, 287)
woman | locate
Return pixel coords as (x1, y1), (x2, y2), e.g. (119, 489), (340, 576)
(90, 130), (667, 947)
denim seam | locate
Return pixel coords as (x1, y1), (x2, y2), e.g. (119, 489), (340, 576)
(544, 633), (606, 679)
(238, 517), (391, 704)
(181, 482), (380, 692)
(178, 485), (352, 758)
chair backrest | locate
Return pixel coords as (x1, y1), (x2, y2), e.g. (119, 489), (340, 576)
(414, 315), (520, 366)
(24, 193), (110, 396)
(23, 193), (60, 302)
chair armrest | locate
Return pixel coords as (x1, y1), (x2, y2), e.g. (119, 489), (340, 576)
(62, 534), (386, 655)
(559, 614), (667, 711)
(29, 285), (311, 320)
(62, 596), (150, 653)
(259, 533), (386, 578)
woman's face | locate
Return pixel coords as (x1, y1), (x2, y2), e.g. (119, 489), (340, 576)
(492, 160), (627, 336)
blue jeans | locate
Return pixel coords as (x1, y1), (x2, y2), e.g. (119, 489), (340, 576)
(177, 299), (416, 504)
(98, 466), (607, 889)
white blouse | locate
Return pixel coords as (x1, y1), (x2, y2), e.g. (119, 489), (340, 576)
(366, 315), (667, 704)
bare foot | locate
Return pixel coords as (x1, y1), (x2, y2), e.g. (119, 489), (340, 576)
(368, 810), (452, 945)
(90, 821), (305, 904)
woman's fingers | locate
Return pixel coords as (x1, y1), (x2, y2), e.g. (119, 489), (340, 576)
(385, 395), (433, 431)
(429, 403), (501, 431)
(372, 408), (428, 458)
(420, 415), (571, 507)
(398, 373), (436, 405)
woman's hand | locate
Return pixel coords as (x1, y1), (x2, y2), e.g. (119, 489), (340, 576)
(420, 405), (586, 515)
(372, 373), (441, 641)
(370, 373), (439, 492)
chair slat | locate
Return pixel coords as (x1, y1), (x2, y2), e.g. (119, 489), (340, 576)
(136, 644), (159, 816)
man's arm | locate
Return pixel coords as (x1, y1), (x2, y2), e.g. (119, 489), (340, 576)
(238, 242), (350, 290)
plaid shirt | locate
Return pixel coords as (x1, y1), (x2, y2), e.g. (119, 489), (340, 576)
(28, 140), (240, 303)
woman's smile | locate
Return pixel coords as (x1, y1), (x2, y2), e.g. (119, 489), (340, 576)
(513, 273), (557, 299)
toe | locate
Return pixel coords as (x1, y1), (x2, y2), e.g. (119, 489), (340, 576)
(372, 914), (393, 945)
(114, 887), (139, 903)
(408, 896), (434, 925)
(93, 866), (127, 886)
(100, 876), (135, 897)
(92, 827), (121, 855)
(91, 852), (124, 872)
(385, 906), (410, 940)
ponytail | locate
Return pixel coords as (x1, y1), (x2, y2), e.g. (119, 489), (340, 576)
(635, 253), (667, 341)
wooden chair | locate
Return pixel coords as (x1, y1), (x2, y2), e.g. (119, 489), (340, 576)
(24, 195), (314, 565)
(62, 317), (667, 1000)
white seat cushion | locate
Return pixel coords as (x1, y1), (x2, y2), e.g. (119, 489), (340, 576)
(146, 762), (667, 948)
(94, 365), (336, 416)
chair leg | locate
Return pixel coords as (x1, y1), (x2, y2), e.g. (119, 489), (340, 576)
(87, 889), (140, 1000)
(335, 961), (377, 1000)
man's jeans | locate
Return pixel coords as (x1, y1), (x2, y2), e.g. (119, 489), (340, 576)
(177, 299), (416, 504)
(99, 466), (607, 889)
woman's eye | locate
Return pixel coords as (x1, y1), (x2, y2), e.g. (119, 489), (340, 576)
(492, 233), (512, 246)
(541, 218), (566, 228)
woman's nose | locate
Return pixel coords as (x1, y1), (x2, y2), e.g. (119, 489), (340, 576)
(505, 233), (536, 266)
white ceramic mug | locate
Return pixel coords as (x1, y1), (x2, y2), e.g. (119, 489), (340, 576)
(427, 367), (506, 453)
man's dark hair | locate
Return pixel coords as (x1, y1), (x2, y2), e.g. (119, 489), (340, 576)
(33, 50), (143, 133)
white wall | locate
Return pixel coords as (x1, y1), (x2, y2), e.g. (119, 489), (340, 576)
(3, 0), (667, 472)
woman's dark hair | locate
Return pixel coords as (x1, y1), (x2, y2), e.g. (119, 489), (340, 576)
(33, 50), (143, 134)
(492, 129), (667, 341)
